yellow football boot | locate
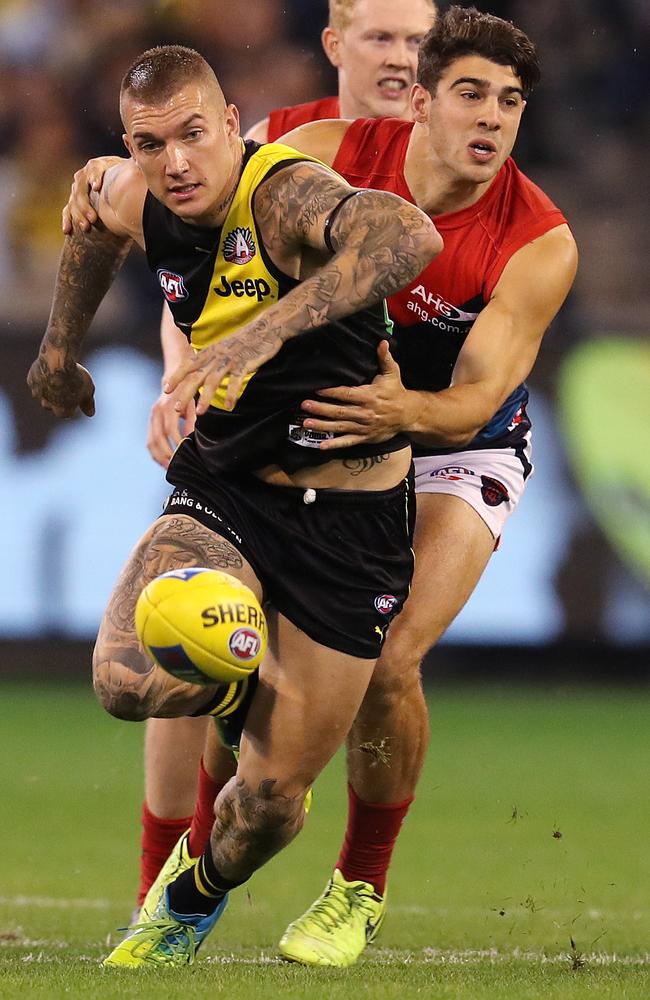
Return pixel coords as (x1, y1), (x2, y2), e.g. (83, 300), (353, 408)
(278, 868), (386, 966)
(103, 830), (227, 968)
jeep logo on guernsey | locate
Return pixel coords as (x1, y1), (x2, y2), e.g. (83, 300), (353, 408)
(228, 627), (263, 661)
(214, 275), (272, 302)
(374, 594), (399, 615)
(157, 269), (188, 303)
(223, 226), (256, 264)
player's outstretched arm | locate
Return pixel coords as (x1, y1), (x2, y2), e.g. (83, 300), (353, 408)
(300, 224), (578, 449)
(28, 162), (145, 418)
(165, 161), (443, 412)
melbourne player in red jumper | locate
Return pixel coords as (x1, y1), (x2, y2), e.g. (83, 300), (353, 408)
(64, 5), (577, 967)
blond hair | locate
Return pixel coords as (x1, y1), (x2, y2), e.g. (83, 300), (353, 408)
(329, 0), (437, 32)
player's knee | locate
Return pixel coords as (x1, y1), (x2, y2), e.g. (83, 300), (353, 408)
(369, 629), (427, 708)
(92, 650), (153, 722)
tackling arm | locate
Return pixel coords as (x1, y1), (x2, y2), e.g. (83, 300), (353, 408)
(302, 224), (578, 449)
(147, 305), (197, 468)
(404, 224), (578, 447)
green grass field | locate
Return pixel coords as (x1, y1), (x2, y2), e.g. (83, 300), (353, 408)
(2, 680), (650, 998)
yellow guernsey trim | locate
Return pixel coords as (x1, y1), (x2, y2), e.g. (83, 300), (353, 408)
(191, 143), (325, 410)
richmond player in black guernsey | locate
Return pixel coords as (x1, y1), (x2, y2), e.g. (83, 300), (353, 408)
(144, 137), (410, 477)
(27, 45), (441, 966)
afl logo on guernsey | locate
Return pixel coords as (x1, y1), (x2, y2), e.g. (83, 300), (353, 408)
(223, 226), (256, 265)
(157, 269), (188, 303)
(374, 594), (399, 615)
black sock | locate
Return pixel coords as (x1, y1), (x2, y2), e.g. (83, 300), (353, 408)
(167, 848), (244, 918)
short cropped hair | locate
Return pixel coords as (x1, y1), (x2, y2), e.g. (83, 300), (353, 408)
(328, 0), (437, 33)
(120, 45), (221, 113)
(417, 6), (541, 98)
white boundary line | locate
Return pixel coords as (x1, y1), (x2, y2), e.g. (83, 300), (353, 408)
(4, 947), (650, 966)
(0, 895), (111, 910)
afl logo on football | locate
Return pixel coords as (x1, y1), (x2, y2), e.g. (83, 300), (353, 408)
(228, 627), (262, 661)
(374, 594), (398, 615)
(223, 226), (256, 265)
(157, 269), (188, 303)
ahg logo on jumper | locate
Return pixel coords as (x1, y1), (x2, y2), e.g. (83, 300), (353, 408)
(157, 269), (188, 303)
(223, 226), (256, 265)
(374, 594), (398, 615)
(410, 285), (479, 322)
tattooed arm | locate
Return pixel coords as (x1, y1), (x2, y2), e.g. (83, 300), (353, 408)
(27, 161), (145, 418)
(165, 161), (443, 412)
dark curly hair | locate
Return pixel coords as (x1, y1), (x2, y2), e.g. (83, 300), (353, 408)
(418, 6), (541, 99)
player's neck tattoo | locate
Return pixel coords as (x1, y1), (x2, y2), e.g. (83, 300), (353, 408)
(211, 149), (245, 225)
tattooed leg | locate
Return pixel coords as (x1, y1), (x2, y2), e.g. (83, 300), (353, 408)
(206, 610), (376, 882)
(92, 514), (261, 721)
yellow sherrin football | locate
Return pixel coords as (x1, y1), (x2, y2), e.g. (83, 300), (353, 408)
(135, 567), (267, 684)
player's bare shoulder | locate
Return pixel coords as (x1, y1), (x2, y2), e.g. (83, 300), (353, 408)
(277, 119), (355, 168)
(495, 223), (578, 306)
(90, 159), (147, 246)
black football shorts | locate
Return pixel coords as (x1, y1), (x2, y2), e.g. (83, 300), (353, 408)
(160, 438), (415, 659)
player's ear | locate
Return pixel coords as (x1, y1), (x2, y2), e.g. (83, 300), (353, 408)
(224, 103), (240, 139)
(410, 83), (431, 123)
(322, 27), (342, 68)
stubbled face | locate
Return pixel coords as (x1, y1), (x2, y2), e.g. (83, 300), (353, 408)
(417, 55), (526, 184)
(330, 0), (435, 119)
(122, 83), (240, 226)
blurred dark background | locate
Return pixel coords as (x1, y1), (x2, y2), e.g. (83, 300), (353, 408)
(0, 0), (648, 679)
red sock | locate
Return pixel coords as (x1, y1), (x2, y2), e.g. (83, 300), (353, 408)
(138, 803), (192, 905)
(336, 783), (414, 896)
(187, 757), (227, 857)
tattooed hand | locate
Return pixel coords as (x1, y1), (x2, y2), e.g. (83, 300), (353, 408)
(26, 219), (133, 420)
(27, 355), (96, 418)
(300, 340), (416, 449)
(164, 318), (286, 414)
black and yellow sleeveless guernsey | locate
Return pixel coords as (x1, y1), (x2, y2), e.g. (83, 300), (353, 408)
(144, 139), (408, 475)
(149, 140), (414, 661)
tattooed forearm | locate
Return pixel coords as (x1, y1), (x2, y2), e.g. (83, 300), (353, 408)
(250, 162), (441, 348)
(342, 454), (390, 476)
(41, 228), (132, 360)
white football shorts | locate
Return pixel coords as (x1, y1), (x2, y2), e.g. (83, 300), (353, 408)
(413, 432), (533, 540)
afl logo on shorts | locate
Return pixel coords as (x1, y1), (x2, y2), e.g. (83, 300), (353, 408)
(157, 269), (188, 303)
(480, 475), (510, 507)
(374, 594), (399, 615)
(228, 627), (263, 661)
(223, 226), (256, 265)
